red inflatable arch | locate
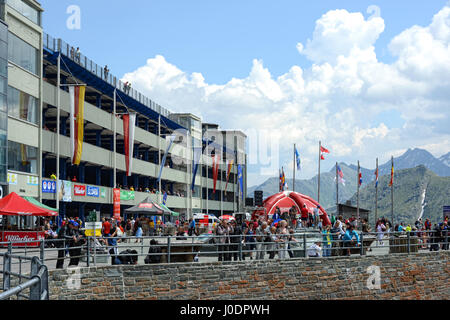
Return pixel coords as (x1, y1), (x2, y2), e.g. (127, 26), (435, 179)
(252, 191), (331, 226)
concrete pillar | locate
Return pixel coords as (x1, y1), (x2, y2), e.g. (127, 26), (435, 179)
(96, 94), (102, 109)
(78, 163), (85, 183)
(95, 167), (101, 186)
(95, 130), (101, 147)
(79, 203), (86, 226)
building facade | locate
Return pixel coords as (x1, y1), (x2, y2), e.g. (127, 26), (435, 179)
(1, 0), (247, 224)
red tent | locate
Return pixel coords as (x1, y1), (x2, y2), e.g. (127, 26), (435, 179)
(252, 191), (331, 226)
(0, 192), (58, 217)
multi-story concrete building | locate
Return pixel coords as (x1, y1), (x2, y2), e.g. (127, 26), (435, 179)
(1, 0), (43, 205)
(0, 0), (247, 224)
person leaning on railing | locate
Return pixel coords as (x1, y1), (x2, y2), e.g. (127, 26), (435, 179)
(342, 224), (360, 256)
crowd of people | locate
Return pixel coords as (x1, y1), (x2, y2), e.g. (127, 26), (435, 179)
(115, 185), (186, 198)
(45, 211), (448, 269)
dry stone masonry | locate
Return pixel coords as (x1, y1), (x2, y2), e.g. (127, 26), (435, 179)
(48, 251), (449, 300)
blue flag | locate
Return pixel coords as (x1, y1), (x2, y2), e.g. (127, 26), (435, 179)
(238, 164), (244, 200)
(295, 147), (301, 171)
(157, 136), (176, 183)
(162, 192), (168, 205)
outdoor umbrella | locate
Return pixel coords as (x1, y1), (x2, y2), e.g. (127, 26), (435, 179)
(0, 192), (58, 217)
(124, 197), (170, 216)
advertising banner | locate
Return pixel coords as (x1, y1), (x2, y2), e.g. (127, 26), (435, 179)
(87, 186), (100, 197)
(7, 173), (17, 185)
(113, 188), (121, 220)
(42, 180), (57, 194)
(74, 185), (86, 196)
(0, 231), (45, 248)
(120, 190), (135, 201)
(27, 176), (39, 186)
(58, 180), (72, 202)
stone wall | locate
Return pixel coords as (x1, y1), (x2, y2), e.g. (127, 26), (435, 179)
(48, 251), (450, 300)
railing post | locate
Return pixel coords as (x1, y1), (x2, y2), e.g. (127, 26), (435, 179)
(29, 257), (41, 300)
(93, 236), (97, 266)
(167, 236), (171, 264)
(3, 244), (12, 291)
(407, 232), (411, 254)
(40, 240), (45, 262)
(303, 233), (307, 258)
(239, 234), (243, 261)
(86, 236), (90, 267)
(360, 233), (364, 256)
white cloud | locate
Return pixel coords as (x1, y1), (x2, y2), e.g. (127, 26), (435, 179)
(123, 6), (450, 185)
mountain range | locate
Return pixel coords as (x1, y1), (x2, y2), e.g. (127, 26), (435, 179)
(248, 148), (450, 222)
(348, 165), (450, 225)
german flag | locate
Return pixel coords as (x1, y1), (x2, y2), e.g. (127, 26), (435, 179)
(69, 86), (86, 165)
(389, 160), (394, 187)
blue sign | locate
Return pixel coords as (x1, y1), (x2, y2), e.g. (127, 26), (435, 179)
(42, 180), (56, 194)
(87, 186), (100, 197)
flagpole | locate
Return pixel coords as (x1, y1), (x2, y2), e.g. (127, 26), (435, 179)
(113, 89), (117, 191)
(318, 141), (321, 203)
(391, 156), (394, 227)
(336, 162), (339, 209)
(293, 144), (296, 193)
(158, 115), (162, 204)
(56, 53), (61, 215)
(375, 158), (378, 226)
(357, 160), (360, 224)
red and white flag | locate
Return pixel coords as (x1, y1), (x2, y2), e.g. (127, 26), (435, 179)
(320, 145), (330, 160)
(123, 112), (137, 176)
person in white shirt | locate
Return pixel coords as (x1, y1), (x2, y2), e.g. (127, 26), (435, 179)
(307, 241), (322, 257)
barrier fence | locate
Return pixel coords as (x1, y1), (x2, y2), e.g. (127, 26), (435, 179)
(0, 230), (448, 273)
(0, 246), (49, 300)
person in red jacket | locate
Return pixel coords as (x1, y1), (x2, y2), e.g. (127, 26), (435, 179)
(300, 205), (309, 228)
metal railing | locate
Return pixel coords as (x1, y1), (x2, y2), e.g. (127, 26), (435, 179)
(0, 229), (447, 271)
(0, 244), (49, 300)
(43, 33), (174, 121)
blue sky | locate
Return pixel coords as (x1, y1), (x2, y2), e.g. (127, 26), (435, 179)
(41, 1), (450, 187)
(42, 0), (447, 83)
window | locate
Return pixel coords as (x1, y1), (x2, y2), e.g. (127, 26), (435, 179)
(8, 141), (37, 174)
(6, 0), (40, 25)
(8, 32), (38, 75)
(7, 86), (38, 124)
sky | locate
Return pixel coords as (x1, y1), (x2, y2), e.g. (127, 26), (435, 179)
(41, 0), (450, 187)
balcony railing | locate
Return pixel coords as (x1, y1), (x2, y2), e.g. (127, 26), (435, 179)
(43, 33), (174, 120)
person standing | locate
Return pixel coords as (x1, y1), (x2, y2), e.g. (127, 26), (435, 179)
(313, 206), (321, 229)
(277, 220), (289, 259)
(272, 207), (281, 221)
(56, 222), (69, 269)
(255, 222), (269, 260)
(376, 220), (386, 246)
(68, 221), (83, 267)
(300, 205), (308, 228)
(216, 219), (231, 261)
(322, 224), (332, 257)
(229, 220), (242, 261)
